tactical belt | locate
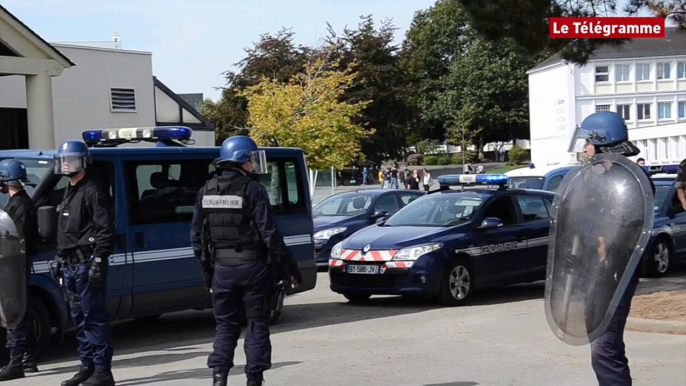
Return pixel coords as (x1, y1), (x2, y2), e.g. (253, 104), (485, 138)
(64, 246), (95, 264)
(214, 248), (259, 265)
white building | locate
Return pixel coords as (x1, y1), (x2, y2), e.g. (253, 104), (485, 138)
(527, 27), (686, 167)
(0, 5), (214, 150)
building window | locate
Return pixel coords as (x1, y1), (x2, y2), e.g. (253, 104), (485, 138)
(636, 64), (651, 81)
(678, 62), (686, 79)
(658, 102), (672, 119)
(110, 88), (136, 112)
(615, 65), (630, 82)
(595, 104), (611, 112)
(679, 101), (686, 118)
(637, 103), (651, 120)
(657, 63), (671, 80)
(617, 104), (631, 121)
(595, 66), (609, 82)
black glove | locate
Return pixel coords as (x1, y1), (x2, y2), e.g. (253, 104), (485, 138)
(88, 257), (105, 290)
(202, 269), (214, 290)
(49, 257), (63, 281)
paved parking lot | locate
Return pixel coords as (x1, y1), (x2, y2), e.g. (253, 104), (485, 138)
(6, 271), (686, 386)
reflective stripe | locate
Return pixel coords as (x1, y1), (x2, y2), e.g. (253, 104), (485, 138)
(340, 249), (398, 262)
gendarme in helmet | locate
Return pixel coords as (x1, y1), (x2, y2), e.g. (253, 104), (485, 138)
(55, 140), (91, 177)
(217, 135), (268, 174)
(0, 159), (28, 187)
(568, 111), (640, 157)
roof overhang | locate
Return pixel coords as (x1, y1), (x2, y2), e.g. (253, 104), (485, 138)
(0, 5), (74, 75)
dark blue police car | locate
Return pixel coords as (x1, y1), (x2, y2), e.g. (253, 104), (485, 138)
(313, 189), (425, 268)
(644, 168), (686, 277)
(328, 174), (555, 306)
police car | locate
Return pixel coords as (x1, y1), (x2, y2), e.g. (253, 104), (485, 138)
(328, 174), (555, 306)
(313, 189), (425, 268)
(505, 163), (574, 192)
(0, 127), (316, 355)
(644, 165), (686, 277)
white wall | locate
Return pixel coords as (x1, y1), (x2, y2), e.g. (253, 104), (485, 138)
(528, 64), (577, 167)
(0, 44), (156, 147)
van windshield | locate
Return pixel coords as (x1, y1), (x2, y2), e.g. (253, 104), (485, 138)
(0, 158), (55, 208)
(509, 177), (544, 190)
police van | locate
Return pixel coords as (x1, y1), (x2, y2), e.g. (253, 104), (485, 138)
(505, 164), (574, 192)
(0, 127), (316, 355)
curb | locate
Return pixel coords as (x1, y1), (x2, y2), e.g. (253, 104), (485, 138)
(626, 317), (686, 334)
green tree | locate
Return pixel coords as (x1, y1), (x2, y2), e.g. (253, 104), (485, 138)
(207, 28), (313, 143)
(456, 0), (685, 65)
(324, 16), (412, 164)
(239, 54), (374, 196)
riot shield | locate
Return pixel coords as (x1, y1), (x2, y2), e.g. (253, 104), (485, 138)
(544, 153), (654, 346)
(0, 208), (27, 329)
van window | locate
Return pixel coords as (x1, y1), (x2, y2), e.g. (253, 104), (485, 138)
(126, 159), (212, 225)
(546, 174), (564, 192)
(254, 159), (306, 213)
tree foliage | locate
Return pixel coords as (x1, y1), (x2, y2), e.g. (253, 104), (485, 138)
(456, 0), (685, 65)
(238, 55), (373, 171)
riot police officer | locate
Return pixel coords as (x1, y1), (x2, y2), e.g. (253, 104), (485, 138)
(0, 159), (39, 381)
(191, 136), (302, 386)
(49, 141), (116, 386)
(676, 158), (686, 211)
(573, 112), (654, 385)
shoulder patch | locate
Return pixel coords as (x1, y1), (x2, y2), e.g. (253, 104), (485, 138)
(202, 195), (243, 209)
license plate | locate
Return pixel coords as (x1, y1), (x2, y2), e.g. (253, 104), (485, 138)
(347, 265), (379, 274)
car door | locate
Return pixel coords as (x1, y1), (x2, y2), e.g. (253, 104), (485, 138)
(471, 195), (528, 282)
(514, 194), (551, 278)
(123, 154), (214, 316)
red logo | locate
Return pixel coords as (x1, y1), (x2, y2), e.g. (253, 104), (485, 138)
(549, 17), (665, 39)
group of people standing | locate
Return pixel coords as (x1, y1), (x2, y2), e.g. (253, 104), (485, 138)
(370, 164), (432, 191)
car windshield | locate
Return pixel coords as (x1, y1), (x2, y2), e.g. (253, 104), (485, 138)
(509, 177), (544, 190)
(653, 184), (673, 211)
(384, 194), (483, 227)
(313, 193), (374, 216)
(0, 157), (54, 208)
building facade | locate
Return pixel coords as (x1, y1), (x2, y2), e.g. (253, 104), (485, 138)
(527, 27), (686, 167)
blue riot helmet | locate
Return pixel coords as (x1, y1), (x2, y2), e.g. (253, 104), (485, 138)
(217, 136), (267, 174)
(55, 140), (91, 176)
(568, 111), (640, 157)
(0, 159), (28, 187)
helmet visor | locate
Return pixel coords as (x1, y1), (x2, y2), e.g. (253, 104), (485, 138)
(55, 153), (86, 175)
(568, 125), (594, 153)
(249, 150), (268, 174)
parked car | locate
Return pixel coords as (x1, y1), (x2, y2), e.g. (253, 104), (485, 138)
(313, 189), (425, 268)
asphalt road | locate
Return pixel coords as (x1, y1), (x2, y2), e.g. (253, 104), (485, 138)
(6, 272), (686, 386)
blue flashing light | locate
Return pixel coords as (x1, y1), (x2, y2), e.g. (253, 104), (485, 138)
(529, 162), (535, 169)
(81, 126), (193, 144)
(438, 174), (510, 186)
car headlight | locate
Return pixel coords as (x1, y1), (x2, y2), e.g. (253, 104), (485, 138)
(330, 242), (343, 259)
(314, 227), (347, 241)
(393, 243), (443, 261)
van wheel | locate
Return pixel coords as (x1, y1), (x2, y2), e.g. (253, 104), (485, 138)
(28, 296), (52, 357)
(436, 258), (474, 306)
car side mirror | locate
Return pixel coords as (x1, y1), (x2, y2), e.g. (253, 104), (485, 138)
(479, 217), (503, 230)
(37, 206), (57, 240)
(375, 217), (387, 225)
(371, 209), (388, 219)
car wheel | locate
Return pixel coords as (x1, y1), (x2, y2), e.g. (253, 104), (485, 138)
(343, 293), (371, 303)
(28, 295), (52, 357)
(645, 238), (670, 277)
(436, 258), (474, 306)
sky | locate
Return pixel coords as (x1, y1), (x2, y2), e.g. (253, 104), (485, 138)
(1, 0), (438, 101)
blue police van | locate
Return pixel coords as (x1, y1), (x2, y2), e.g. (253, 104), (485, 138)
(313, 189), (425, 268)
(328, 174), (556, 306)
(505, 164), (574, 192)
(0, 127), (317, 355)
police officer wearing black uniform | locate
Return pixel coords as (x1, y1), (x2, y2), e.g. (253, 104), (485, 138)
(0, 159), (39, 381)
(49, 140), (116, 386)
(676, 158), (686, 212)
(191, 136), (302, 386)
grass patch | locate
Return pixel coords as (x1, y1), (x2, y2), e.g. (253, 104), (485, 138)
(487, 164), (527, 174)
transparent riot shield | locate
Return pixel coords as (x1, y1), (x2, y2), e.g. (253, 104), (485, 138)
(544, 153), (654, 346)
(0, 208), (27, 329)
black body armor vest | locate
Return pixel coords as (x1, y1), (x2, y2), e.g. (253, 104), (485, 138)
(201, 175), (262, 263)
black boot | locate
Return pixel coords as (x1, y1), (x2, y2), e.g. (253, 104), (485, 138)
(0, 348), (8, 369)
(246, 373), (263, 386)
(61, 365), (94, 386)
(0, 355), (25, 381)
(212, 372), (228, 386)
(22, 351), (38, 373)
(80, 369), (115, 386)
